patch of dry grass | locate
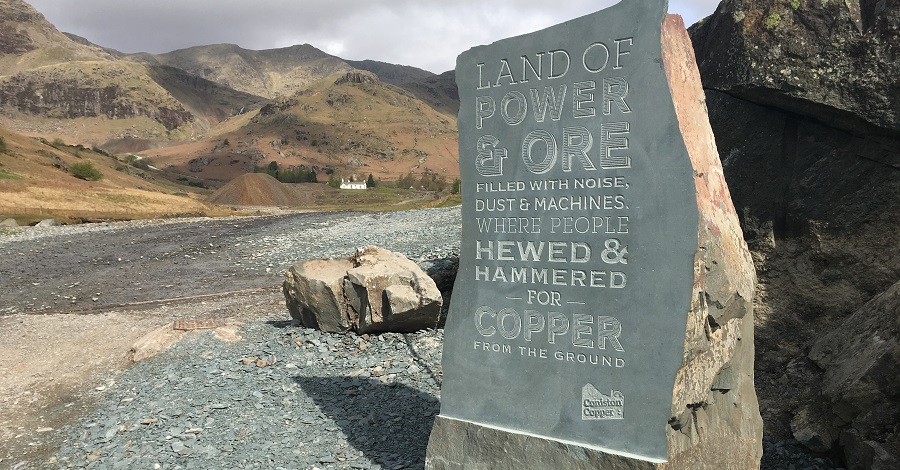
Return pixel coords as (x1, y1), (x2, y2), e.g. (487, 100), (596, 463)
(0, 186), (233, 220)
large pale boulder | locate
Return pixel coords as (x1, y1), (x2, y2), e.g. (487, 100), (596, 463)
(284, 258), (354, 333)
(283, 246), (442, 334)
(344, 246), (442, 333)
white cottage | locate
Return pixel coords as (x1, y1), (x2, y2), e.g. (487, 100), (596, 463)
(340, 178), (367, 190)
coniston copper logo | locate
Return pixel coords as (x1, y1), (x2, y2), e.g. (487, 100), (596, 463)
(582, 384), (625, 420)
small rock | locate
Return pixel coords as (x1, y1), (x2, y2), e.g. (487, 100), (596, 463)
(35, 218), (60, 227)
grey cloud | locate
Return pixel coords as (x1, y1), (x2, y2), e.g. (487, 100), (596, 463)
(28, 0), (716, 73)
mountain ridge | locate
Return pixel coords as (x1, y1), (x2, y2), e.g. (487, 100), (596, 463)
(0, 0), (461, 198)
(128, 43), (355, 99)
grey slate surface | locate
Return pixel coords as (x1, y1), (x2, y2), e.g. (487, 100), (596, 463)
(439, 0), (698, 461)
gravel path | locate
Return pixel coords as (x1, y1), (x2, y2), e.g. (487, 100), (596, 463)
(52, 323), (444, 470)
(0, 208), (462, 315)
(1, 206), (843, 469)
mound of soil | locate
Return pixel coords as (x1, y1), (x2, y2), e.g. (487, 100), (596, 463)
(207, 173), (330, 207)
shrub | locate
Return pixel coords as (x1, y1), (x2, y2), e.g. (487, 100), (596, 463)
(450, 178), (461, 195)
(51, 137), (66, 148)
(0, 136), (6, 153)
(396, 172), (416, 189)
(70, 161), (103, 181)
(254, 162), (316, 183)
(418, 173), (447, 192)
(328, 175), (340, 188)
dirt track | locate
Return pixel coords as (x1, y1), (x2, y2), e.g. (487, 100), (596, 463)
(0, 214), (317, 315)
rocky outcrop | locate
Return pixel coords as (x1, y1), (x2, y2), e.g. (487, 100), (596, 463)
(0, 63), (194, 130)
(659, 15), (762, 468)
(345, 60), (433, 86)
(806, 281), (900, 469)
(0, 0), (110, 72)
(283, 246), (442, 334)
(688, 0), (900, 465)
(0, 0), (40, 55)
(334, 70), (379, 86)
(0, 0), (73, 55)
(690, 0), (899, 136)
(257, 98), (298, 117)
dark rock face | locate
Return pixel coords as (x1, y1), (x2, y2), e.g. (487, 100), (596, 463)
(257, 98), (297, 116)
(689, 0), (900, 467)
(345, 59), (434, 86)
(690, 0), (899, 135)
(334, 70), (380, 86)
(808, 281), (900, 470)
(0, 72), (194, 130)
(0, 0), (45, 54)
(399, 70), (459, 117)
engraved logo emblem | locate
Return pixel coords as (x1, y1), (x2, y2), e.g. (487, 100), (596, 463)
(582, 384), (625, 420)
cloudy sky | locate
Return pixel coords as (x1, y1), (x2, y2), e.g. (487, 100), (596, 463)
(28, 0), (721, 74)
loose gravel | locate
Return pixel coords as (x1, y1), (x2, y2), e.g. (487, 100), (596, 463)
(52, 323), (444, 470)
(0, 207), (461, 315)
(2, 206), (844, 469)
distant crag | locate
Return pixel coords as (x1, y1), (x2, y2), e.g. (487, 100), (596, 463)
(0, 0), (197, 137)
(334, 70), (379, 86)
(0, 0), (47, 54)
(346, 59), (434, 86)
(399, 70), (459, 118)
(0, 62), (194, 130)
(690, 0), (900, 467)
(129, 43), (354, 99)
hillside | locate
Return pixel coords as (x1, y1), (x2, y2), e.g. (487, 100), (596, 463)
(0, 125), (227, 221)
(144, 64), (266, 132)
(0, 0), (461, 212)
(149, 70), (458, 185)
(346, 59), (435, 85)
(399, 70), (459, 118)
(0, 0), (260, 151)
(130, 43), (354, 99)
(0, 0), (112, 74)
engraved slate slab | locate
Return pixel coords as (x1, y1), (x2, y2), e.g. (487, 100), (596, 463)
(438, 0), (698, 462)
